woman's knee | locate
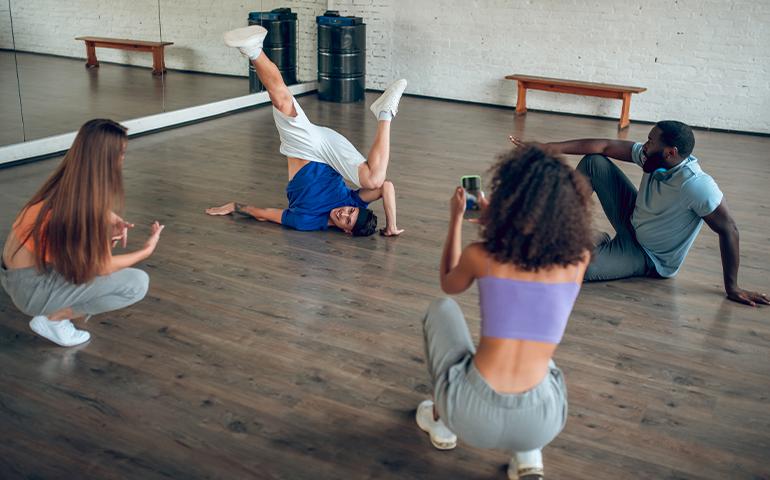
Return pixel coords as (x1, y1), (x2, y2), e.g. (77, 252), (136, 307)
(122, 268), (149, 301)
(423, 297), (461, 329)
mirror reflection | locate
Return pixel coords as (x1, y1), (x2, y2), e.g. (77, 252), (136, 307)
(0, 3), (23, 145)
(1, 1), (319, 150)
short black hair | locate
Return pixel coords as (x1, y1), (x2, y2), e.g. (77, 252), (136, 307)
(655, 120), (695, 158)
(351, 208), (377, 237)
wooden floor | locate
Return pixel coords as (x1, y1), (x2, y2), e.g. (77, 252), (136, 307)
(0, 94), (769, 480)
(0, 51), (249, 145)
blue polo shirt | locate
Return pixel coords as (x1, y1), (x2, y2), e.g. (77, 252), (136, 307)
(281, 162), (368, 231)
(630, 143), (723, 277)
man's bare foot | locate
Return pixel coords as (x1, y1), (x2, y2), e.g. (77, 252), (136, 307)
(379, 227), (404, 237)
(206, 202), (236, 216)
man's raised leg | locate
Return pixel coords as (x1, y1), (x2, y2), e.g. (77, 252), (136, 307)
(224, 26), (294, 117)
(358, 79), (407, 189)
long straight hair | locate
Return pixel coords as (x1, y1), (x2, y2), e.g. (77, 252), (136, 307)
(18, 119), (127, 284)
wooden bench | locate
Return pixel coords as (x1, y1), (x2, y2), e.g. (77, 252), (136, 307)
(505, 74), (646, 130)
(75, 36), (174, 75)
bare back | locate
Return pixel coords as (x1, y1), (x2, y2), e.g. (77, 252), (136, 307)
(2, 230), (35, 269)
(467, 243), (588, 393)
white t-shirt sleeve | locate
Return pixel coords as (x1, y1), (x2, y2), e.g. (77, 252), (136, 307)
(631, 142), (645, 167)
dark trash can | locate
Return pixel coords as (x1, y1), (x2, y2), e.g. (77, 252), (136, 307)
(317, 11), (366, 103)
(248, 8), (297, 93)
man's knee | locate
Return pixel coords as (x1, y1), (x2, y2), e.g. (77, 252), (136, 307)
(359, 174), (384, 190)
(576, 154), (611, 177)
(271, 91), (296, 117)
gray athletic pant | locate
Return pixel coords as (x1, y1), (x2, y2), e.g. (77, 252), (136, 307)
(0, 261), (149, 318)
(576, 154), (658, 282)
(423, 297), (568, 452)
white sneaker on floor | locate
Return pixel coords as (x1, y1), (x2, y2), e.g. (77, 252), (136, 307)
(29, 315), (90, 347)
(369, 79), (407, 119)
(223, 25), (268, 59)
(507, 453), (545, 480)
(415, 399), (457, 450)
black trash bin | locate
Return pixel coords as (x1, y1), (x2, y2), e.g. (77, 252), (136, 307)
(248, 8), (297, 93)
(317, 11), (365, 103)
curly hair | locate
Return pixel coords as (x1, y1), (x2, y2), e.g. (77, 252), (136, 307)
(481, 146), (593, 270)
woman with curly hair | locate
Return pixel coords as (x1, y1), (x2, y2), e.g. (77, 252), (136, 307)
(1, 119), (165, 347)
(415, 146), (594, 479)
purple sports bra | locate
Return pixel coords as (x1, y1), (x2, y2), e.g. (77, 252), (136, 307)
(478, 263), (581, 344)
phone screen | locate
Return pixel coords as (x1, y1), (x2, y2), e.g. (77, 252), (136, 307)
(461, 175), (482, 220)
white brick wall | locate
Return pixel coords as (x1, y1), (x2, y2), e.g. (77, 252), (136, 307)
(0, 4), (13, 47)
(336, 0), (770, 134)
(3, 0), (769, 133)
(4, 0), (326, 80)
(7, 0), (164, 69)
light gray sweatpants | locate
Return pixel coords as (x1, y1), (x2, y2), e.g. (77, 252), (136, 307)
(576, 154), (658, 281)
(0, 261), (149, 318)
(423, 297), (568, 453)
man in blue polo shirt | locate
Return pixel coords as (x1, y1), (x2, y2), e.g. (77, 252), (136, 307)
(205, 25), (404, 237)
(511, 121), (768, 306)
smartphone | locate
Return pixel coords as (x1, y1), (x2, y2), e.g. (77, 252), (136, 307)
(460, 175), (482, 220)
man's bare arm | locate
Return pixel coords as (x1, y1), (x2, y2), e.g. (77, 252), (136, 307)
(510, 136), (635, 163)
(703, 201), (769, 307)
(379, 181), (403, 236)
(357, 181), (403, 236)
(206, 202), (284, 224)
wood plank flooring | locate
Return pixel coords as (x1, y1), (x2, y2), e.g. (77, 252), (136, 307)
(0, 94), (768, 479)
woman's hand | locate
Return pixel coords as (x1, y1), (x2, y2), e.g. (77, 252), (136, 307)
(111, 214), (134, 248)
(143, 221), (165, 254)
(450, 187), (466, 220)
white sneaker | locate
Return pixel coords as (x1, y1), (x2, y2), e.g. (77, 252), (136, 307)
(415, 399), (457, 450)
(369, 79), (407, 119)
(29, 315), (91, 347)
(223, 25), (268, 59)
(507, 450), (545, 480)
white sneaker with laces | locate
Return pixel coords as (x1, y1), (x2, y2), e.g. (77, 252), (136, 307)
(415, 399), (457, 450)
(223, 25), (268, 59)
(369, 79), (408, 119)
(507, 449), (545, 480)
(29, 315), (91, 347)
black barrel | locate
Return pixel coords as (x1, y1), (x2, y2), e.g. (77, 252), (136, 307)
(248, 8), (297, 93)
(317, 12), (365, 103)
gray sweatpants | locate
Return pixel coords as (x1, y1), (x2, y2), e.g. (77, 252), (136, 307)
(0, 261), (149, 318)
(423, 297), (568, 452)
(576, 154), (657, 282)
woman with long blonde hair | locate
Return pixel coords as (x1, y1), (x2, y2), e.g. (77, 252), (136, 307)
(1, 119), (164, 347)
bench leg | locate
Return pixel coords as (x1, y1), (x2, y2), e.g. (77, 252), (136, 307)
(84, 41), (99, 69)
(619, 92), (632, 130)
(515, 81), (527, 116)
(151, 47), (166, 75)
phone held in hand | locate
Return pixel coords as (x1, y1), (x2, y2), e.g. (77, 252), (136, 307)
(461, 175), (482, 220)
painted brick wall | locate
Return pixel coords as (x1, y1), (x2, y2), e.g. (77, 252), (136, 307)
(4, 0), (326, 81)
(3, 0), (769, 132)
(0, 4), (13, 47)
(334, 0), (770, 133)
